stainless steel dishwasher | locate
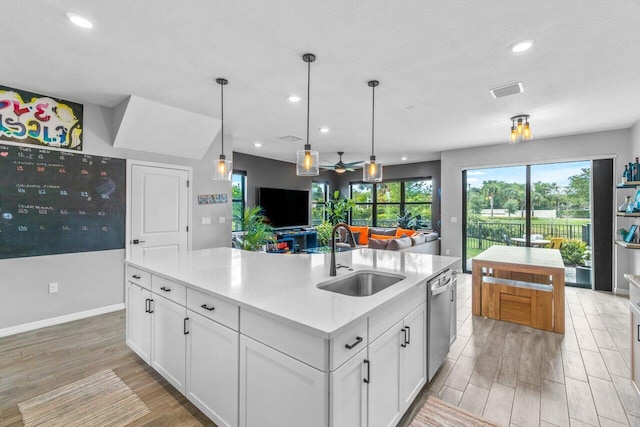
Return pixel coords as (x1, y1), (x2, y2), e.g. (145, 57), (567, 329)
(428, 269), (454, 381)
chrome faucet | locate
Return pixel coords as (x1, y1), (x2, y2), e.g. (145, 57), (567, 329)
(330, 222), (356, 276)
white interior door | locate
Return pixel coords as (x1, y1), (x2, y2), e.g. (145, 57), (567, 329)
(129, 163), (190, 260)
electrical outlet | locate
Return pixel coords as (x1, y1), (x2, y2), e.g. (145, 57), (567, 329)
(49, 282), (58, 294)
(219, 216), (226, 224)
(201, 217), (211, 225)
(445, 249), (450, 255)
(451, 216), (458, 223)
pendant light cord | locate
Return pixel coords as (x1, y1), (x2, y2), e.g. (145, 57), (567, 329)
(371, 84), (375, 157)
(220, 82), (224, 155)
(306, 58), (311, 148)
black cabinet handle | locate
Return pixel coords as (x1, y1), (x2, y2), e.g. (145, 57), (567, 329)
(145, 298), (150, 313)
(637, 324), (640, 342)
(401, 328), (408, 347)
(201, 304), (215, 311)
(160, 286), (171, 292)
(363, 359), (370, 384)
(184, 318), (189, 335)
(406, 326), (411, 345)
(345, 336), (363, 350)
(132, 275), (141, 279)
(451, 289), (454, 302)
(148, 299), (154, 313)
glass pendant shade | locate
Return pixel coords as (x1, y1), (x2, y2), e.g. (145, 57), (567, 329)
(213, 154), (232, 181)
(296, 144), (319, 176)
(363, 156), (383, 182)
(508, 114), (531, 144)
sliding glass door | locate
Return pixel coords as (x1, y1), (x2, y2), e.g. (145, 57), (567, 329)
(463, 160), (593, 288)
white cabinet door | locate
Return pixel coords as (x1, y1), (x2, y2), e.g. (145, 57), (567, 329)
(186, 311), (238, 427)
(152, 294), (187, 393)
(239, 335), (326, 427)
(450, 277), (457, 344)
(330, 347), (367, 427)
(368, 320), (403, 427)
(126, 282), (152, 364)
(632, 304), (640, 394)
(401, 304), (427, 410)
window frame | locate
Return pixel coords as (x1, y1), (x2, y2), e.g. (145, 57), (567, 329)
(232, 170), (247, 231)
(311, 181), (329, 225)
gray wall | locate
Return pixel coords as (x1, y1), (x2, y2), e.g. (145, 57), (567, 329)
(628, 120), (640, 283)
(333, 161), (441, 234)
(233, 152), (338, 224)
(440, 128), (631, 292)
(1, 103), (231, 331)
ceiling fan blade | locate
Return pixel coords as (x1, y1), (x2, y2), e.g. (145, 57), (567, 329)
(346, 168), (356, 172)
(344, 161), (364, 167)
(320, 166), (335, 170)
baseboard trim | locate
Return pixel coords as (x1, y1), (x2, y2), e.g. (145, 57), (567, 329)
(0, 303), (125, 338)
(614, 288), (630, 296)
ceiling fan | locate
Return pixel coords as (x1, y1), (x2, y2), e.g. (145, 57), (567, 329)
(320, 152), (364, 174)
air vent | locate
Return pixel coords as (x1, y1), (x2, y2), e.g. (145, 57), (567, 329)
(489, 82), (524, 99)
(279, 135), (303, 143)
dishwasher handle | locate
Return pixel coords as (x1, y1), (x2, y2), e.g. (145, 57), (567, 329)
(431, 277), (452, 296)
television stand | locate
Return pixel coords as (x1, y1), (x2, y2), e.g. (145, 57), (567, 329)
(269, 229), (318, 253)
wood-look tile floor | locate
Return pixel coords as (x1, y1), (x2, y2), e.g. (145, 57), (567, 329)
(400, 274), (640, 427)
(0, 275), (637, 426)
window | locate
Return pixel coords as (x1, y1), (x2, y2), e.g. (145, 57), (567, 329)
(232, 171), (246, 231)
(311, 182), (329, 225)
(350, 179), (432, 227)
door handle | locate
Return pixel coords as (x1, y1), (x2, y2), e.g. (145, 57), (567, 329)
(201, 304), (215, 311)
(132, 275), (141, 280)
(345, 336), (363, 350)
(401, 328), (408, 347)
(132, 239), (146, 244)
(148, 299), (154, 313)
(363, 359), (370, 384)
(145, 298), (150, 313)
(406, 326), (411, 345)
(184, 318), (190, 335)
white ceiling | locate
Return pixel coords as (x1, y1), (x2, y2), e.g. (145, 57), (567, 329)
(2, 1), (639, 166)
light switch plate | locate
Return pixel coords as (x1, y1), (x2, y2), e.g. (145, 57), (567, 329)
(451, 216), (458, 223)
(219, 216), (226, 224)
(201, 217), (211, 225)
(49, 282), (58, 294)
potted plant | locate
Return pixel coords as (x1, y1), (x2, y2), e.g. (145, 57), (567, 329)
(326, 190), (355, 225)
(237, 206), (276, 251)
(316, 220), (333, 247)
(559, 239), (591, 285)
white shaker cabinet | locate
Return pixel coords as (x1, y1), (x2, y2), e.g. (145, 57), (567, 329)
(151, 294), (187, 394)
(186, 310), (238, 427)
(330, 347), (368, 427)
(125, 282), (152, 364)
(401, 304), (427, 409)
(632, 302), (640, 396)
(368, 320), (403, 427)
(239, 335), (327, 427)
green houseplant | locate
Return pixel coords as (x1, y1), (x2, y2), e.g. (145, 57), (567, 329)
(237, 206), (276, 251)
(559, 239), (589, 266)
(316, 220), (333, 246)
(326, 190), (356, 225)
(397, 212), (429, 230)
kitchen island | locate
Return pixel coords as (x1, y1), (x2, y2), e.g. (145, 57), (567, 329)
(125, 247), (458, 427)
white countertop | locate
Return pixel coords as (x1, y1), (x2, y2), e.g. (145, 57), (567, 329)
(624, 274), (640, 290)
(126, 248), (459, 338)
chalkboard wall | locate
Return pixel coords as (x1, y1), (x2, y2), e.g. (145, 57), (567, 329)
(0, 143), (125, 259)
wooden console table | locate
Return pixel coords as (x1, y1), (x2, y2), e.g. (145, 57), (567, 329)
(472, 246), (565, 333)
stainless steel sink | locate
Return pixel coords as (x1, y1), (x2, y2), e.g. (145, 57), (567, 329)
(316, 271), (406, 297)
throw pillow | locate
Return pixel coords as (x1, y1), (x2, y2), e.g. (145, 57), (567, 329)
(368, 238), (389, 250)
(387, 236), (412, 251)
(370, 233), (394, 240)
(395, 227), (418, 238)
(349, 225), (369, 245)
(411, 233), (427, 246)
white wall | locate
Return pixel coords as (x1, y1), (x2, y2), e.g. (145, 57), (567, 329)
(628, 120), (640, 281)
(0, 103), (231, 331)
(440, 128), (631, 291)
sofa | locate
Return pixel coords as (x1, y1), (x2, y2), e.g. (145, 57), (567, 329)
(337, 226), (440, 255)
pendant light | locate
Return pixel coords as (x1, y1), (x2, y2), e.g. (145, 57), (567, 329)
(296, 53), (319, 176)
(364, 80), (383, 182)
(213, 78), (232, 180)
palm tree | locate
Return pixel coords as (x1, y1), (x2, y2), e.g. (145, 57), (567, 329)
(482, 182), (500, 217)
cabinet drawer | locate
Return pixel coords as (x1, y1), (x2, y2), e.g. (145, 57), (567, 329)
(152, 276), (186, 306)
(127, 266), (151, 290)
(187, 288), (239, 331)
(369, 282), (426, 342)
(330, 318), (368, 371)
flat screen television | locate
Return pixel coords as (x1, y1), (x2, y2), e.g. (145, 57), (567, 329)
(258, 187), (309, 228)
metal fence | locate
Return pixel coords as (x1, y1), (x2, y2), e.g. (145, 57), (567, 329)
(466, 220), (590, 250)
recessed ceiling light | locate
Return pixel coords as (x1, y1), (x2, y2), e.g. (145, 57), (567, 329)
(510, 40), (534, 53)
(319, 127), (330, 133)
(401, 157), (408, 161)
(66, 12), (93, 29)
(254, 142), (262, 147)
(288, 95), (301, 103)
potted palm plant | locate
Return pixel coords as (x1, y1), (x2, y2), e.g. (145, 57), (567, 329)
(237, 206), (276, 251)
